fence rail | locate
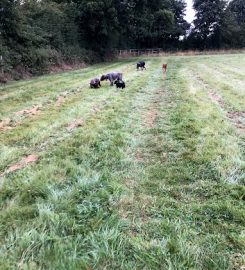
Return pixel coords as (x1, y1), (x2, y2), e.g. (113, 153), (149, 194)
(116, 49), (164, 57)
(115, 48), (245, 58)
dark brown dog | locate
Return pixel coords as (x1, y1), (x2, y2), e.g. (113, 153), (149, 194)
(90, 78), (101, 88)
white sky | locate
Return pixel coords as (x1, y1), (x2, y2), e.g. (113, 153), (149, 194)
(185, 0), (195, 23)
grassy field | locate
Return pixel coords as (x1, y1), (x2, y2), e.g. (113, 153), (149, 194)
(0, 54), (244, 269)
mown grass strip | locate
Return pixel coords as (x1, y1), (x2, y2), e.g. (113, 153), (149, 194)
(115, 57), (245, 269)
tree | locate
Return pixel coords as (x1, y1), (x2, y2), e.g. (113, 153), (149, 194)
(229, 0), (245, 23)
(221, 0), (245, 48)
(169, 0), (190, 44)
(113, 0), (188, 49)
(193, 0), (227, 48)
(77, 0), (119, 55)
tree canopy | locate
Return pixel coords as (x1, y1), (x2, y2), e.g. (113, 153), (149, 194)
(0, 0), (244, 78)
(187, 0), (245, 49)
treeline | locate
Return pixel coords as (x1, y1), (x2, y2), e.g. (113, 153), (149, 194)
(0, 0), (188, 78)
(186, 0), (245, 49)
(0, 0), (244, 80)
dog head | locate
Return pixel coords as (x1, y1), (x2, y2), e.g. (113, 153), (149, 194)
(100, 75), (108, 81)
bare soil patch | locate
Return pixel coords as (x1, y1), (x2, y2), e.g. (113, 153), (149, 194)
(0, 105), (42, 132)
(67, 118), (84, 131)
(227, 111), (245, 133)
(135, 150), (144, 163)
(0, 118), (13, 131)
(55, 95), (67, 107)
(208, 91), (225, 107)
(1, 88), (82, 133)
(15, 105), (42, 117)
(54, 89), (81, 107)
(193, 71), (244, 134)
(0, 154), (39, 177)
(209, 91), (244, 133)
(145, 109), (158, 128)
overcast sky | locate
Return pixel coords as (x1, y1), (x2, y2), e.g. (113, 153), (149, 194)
(185, 0), (195, 23)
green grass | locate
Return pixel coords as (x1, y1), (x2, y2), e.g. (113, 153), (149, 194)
(0, 54), (244, 269)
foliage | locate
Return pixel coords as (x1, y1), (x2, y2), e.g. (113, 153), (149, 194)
(77, 0), (119, 54)
(221, 0), (245, 48)
(192, 0), (226, 48)
(0, 0), (96, 77)
(0, 0), (189, 77)
(187, 0), (245, 49)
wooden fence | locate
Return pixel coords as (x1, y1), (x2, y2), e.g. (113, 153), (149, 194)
(116, 49), (164, 58)
(115, 48), (245, 58)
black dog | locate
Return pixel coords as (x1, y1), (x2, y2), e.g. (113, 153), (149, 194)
(114, 79), (125, 89)
(137, 61), (146, 71)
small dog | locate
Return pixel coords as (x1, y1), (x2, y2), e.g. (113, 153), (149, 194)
(114, 79), (125, 89)
(137, 61), (146, 71)
(162, 64), (167, 73)
(90, 78), (101, 88)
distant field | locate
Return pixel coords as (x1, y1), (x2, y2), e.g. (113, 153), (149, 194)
(0, 54), (244, 269)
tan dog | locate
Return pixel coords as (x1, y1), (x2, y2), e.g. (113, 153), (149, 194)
(162, 64), (167, 73)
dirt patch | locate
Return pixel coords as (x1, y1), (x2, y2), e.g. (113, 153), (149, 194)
(0, 118), (13, 131)
(67, 118), (84, 131)
(117, 196), (135, 220)
(0, 154), (39, 177)
(227, 111), (245, 120)
(194, 72), (245, 134)
(0, 105), (42, 132)
(145, 109), (158, 128)
(1, 88), (81, 133)
(209, 91), (245, 133)
(2, 85), (84, 133)
(55, 89), (82, 107)
(15, 105), (42, 117)
(55, 95), (67, 107)
(208, 91), (225, 107)
(227, 111), (245, 133)
(135, 150), (144, 163)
